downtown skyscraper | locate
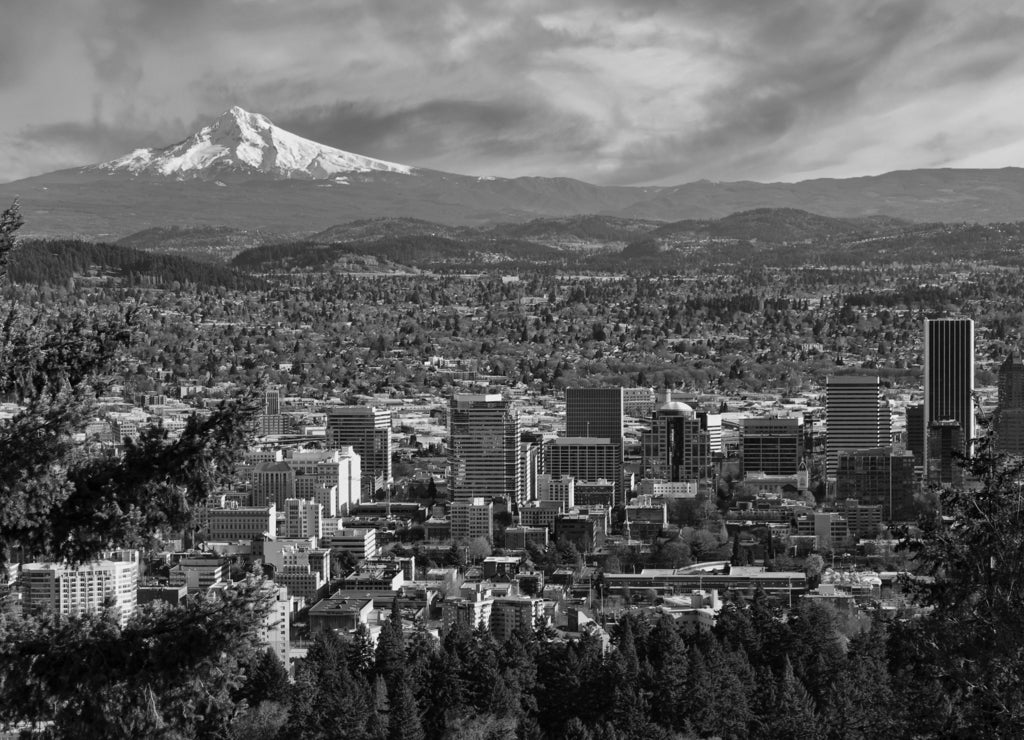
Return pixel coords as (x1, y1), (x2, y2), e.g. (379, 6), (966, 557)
(448, 393), (522, 505)
(325, 405), (392, 496)
(923, 318), (975, 478)
(825, 375), (891, 478)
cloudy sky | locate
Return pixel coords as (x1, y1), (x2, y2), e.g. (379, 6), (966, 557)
(2, 0), (1023, 185)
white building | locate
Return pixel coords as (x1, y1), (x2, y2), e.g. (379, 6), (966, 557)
(282, 498), (323, 540)
(329, 528), (378, 560)
(20, 550), (139, 626)
(536, 474), (575, 512)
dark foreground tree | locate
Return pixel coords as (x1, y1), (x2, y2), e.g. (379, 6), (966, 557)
(0, 202), (267, 737)
(900, 430), (1024, 734)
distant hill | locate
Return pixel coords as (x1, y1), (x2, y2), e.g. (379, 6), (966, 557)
(649, 208), (869, 244)
(230, 208), (1024, 273)
(10, 239), (260, 289)
(308, 218), (465, 244)
(116, 225), (280, 260)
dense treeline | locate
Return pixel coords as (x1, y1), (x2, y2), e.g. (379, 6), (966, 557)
(228, 215), (1024, 274)
(232, 235), (563, 271)
(10, 239), (261, 290)
(256, 591), (992, 739)
(256, 443), (1024, 739)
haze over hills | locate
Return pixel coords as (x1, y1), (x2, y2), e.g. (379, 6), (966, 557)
(3, 106), (1024, 239)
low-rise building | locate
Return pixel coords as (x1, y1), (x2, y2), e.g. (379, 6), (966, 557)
(207, 502), (275, 541)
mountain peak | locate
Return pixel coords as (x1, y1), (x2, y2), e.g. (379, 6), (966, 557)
(95, 106), (414, 180)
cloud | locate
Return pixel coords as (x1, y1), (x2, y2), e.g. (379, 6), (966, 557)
(2, 0), (1024, 184)
(274, 98), (603, 172)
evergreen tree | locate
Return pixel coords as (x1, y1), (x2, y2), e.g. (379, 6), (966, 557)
(899, 430), (1024, 734)
(763, 657), (823, 740)
(238, 647), (290, 707)
(388, 669), (425, 740)
(0, 200), (267, 737)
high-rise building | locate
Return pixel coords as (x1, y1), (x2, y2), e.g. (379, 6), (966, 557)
(641, 400), (714, 483)
(20, 550), (140, 627)
(566, 387), (624, 498)
(450, 497), (495, 542)
(264, 388), (281, 416)
(906, 404), (925, 469)
(928, 420), (964, 486)
(740, 417), (803, 476)
(834, 447), (917, 521)
(448, 394), (522, 504)
(326, 406), (392, 495)
(994, 352), (1024, 455)
(286, 447), (361, 515)
(544, 438), (623, 505)
(924, 318), (975, 477)
(251, 461), (296, 508)
(283, 498), (324, 540)
(825, 375), (891, 478)
(566, 387), (624, 442)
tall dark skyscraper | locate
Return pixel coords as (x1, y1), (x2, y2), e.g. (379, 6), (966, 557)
(994, 352), (1024, 454)
(566, 387), (624, 500)
(641, 400), (714, 483)
(825, 375), (891, 478)
(566, 387), (624, 443)
(326, 406), (392, 495)
(924, 318), (975, 476)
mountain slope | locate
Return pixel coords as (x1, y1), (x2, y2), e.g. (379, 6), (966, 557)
(94, 107), (413, 180)
(3, 107), (1024, 239)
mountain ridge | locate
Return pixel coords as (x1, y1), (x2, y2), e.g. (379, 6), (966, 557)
(91, 106), (414, 180)
(2, 107), (1024, 237)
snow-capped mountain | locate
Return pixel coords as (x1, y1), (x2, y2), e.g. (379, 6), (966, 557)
(96, 106), (415, 179)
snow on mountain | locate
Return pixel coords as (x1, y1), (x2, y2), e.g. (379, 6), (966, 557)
(97, 106), (414, 179)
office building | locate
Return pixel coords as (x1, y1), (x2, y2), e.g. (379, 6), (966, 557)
(20, 550), (139, 626)
(835, 447), (917, 521)
(521, 435), (542, 503)
(207, 502), (276, 541)
(928, 420), (964, 486)
(642, 400), (714, 483)
(825, 375), (891, 478)
(566, 387), (624, 441)
(544, 438), (622, 505)
(924, 318), (975, 476)
(287, 447), (361, 516)
(906, 404), (925, 469)
(448, 394), (521, 504)
(536, 474), (575, 511)
(329, 528), (378, 561)
(740, 417), (803, 476)
(503, 526), (549, 549)
(283, 498), (324, 540)
(450, 497), (495, 542)
(490, 596), (545, 641)
(251, 462), (296, 509)
(519, 501), (563, 532)
(326, 406), (392, 496)
(168, 554), (227, 593)
(995, 352), (1024, 455)
(622, 387), (657, 418)
(259, 388), (289, 436)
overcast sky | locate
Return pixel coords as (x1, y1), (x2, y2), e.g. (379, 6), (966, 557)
(2, 0), (1024, 186)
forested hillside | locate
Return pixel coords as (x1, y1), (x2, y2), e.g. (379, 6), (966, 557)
(9, 239), (261, 289)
